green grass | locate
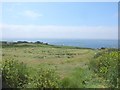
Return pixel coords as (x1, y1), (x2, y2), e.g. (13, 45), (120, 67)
(62, 67), (108, 88)
(3, 45), (93, 75)
(2, 43), (118, 88)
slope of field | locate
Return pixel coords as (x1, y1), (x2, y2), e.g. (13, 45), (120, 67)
(2, 43), (95, 76)
(2, 43), (112, 88)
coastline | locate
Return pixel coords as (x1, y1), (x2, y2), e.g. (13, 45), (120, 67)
(1, 40), (118, 50)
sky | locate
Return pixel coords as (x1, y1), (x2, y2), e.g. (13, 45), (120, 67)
(1, 2), (118, 40)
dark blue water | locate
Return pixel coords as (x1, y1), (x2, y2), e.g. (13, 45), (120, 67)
(2, 38), (118, 49)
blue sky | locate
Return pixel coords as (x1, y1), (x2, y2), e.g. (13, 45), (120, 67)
(1, 2), (118, 39)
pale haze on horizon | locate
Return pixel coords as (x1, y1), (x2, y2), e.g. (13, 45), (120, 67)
(1, 2), (118, 40)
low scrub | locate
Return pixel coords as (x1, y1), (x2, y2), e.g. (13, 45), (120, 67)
(2, 59), (29, 88)
(2, 59), (61, 88)
(31, 68), (61, 88)
(89, 49), (119, 88)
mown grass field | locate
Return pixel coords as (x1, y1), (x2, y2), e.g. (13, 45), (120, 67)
(1, 43), (119, 88)
(2, 44), (96, 77)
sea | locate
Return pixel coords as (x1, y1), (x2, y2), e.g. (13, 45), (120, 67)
(2, 38), (118, 49)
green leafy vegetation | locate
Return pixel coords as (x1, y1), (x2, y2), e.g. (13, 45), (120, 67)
(2, 59), (29, 88)
(89, 49), (119, 88)
(1, 43), (119, 88)
(62, 68), (92, 88)
(61, 67), (109, 88)
(31, 68), (60, 88)
(2, 59), (61, 88)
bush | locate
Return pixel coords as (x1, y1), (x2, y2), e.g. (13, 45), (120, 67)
(2, 59), (29, 88)
(31, 68), (61, 88)
(2, 58), (61, 88)
(89, 50), (119, 88)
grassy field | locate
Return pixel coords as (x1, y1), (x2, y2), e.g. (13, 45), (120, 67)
(2, 43), (96, 77)
(1, 43), (119, 88)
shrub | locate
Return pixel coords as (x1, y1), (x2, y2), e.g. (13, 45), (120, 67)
(89, 50), (119, 88)
(2, 59), (29, 88)
(32, 68), (61, 88)
(2, 58), (61, 88)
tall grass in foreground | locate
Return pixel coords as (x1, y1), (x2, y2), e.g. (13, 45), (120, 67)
(61, 68), (93, 88)
(61, 67), (108, 88)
